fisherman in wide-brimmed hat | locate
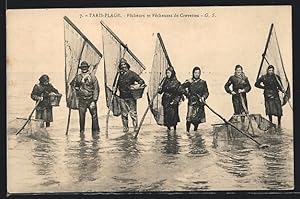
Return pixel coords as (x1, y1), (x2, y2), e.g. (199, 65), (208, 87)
(117, 57), (145, 132)
(72, 61), (100, 134)
(31, 74), (60, 127)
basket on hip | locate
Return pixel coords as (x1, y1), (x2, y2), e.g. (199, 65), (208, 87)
(130, 84), (146, 99)
(49, 93), (62, 106)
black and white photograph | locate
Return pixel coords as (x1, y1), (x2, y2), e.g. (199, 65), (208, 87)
(6, 6), (293, 192)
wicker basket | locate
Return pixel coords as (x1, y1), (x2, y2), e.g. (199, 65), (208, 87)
(130, 84), (146, 99)
(49, 93), (62, 106)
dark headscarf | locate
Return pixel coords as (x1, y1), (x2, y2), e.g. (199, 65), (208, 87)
(166, 67), (176, 79)
(39, 74), (49, 83)
(192, 66), (201, 79)
(235, 64), (243, 70)
(267, 65), (274, 70)
(234, 65), (246, 80)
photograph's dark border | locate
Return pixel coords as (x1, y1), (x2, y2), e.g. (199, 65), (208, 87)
(2, 0), (300, 198)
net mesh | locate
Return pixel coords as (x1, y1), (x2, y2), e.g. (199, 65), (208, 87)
(64, 17), (102, 109)
(101, 22), (145, 115)
(148, 35), (172, 125)
(257, 24), (291, 106)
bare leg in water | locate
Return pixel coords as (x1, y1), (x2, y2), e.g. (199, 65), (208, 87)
(277, 116), (281, 128)
(186, 121), (191, 133)
(268, 115), (272, 123)
(194, 123), (199, 131)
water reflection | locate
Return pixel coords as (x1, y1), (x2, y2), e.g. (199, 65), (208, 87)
(31, 131), (59, 186)
(64, 132), (101, 183)
(214, 137), (251, 178)
(161, 131), (180, 154)
(112, 132), (140, 190)
(259, 131), (292, 190)
(187, 132), (208, 155)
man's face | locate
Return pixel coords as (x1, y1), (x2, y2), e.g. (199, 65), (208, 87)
(81, 67), (89, 73)
(193, 70), (201, 79)
(120, 63), (128, 72)
(267, 68), (274, 75)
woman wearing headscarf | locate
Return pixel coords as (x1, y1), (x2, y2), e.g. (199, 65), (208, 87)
(158, 67), (184, 131)
(181, 66), (209, 133)
(255, 65), (284, 127)
(31, 74), (60, 127)
(224, 65), (251, 118)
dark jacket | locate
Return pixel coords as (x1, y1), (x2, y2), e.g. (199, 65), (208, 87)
(31, 83), (59, 110)
(158, 77), (183, 107)
(255, 74), (284, 99)
(224, 75), (251, 94)
(73, 73), (100, 102)
(182, 78), (209, 106)
(117, 70), (145, 99)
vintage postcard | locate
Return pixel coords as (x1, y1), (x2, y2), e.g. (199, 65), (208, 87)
(7, 6), (293, 193)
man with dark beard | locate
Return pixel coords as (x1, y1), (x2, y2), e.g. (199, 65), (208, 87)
(158, 67), (184, 131)
(117, 58), (145, 132)
(255, 65), (284, 127)
(224, 65), (251, 121)
(181, 66), (209, 133)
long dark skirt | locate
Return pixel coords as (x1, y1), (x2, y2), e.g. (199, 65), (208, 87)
(35, 107), (53, 122)
(163, 104), (180, 127)
(186, 105), (206, 125)
(265, 97), (282, 116)
(232, 94), (248, 115)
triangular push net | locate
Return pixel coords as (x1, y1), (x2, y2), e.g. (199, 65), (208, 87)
(257, 24), (291, 107)
(148, 33), (173, 125)
(101, 21), (145, 116)
(64, 16), (102, 110)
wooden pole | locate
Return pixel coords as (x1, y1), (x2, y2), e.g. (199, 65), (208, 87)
(239, 93), (256, 136)
(16, 99), (42, 135)
(256, 24), (274, 81)
(65, 108), (72, 135)
(105, 72), (120, 136)
(134, 78), (166, 139)
(203, 101), (269, 148)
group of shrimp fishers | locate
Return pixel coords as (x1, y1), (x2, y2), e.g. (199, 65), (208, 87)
(30, 58), (283, 134)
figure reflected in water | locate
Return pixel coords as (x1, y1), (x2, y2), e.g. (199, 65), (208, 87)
(161, 131), (180, 154)
(181, 67), (209, 133)
(31, 136), (59, 186)
(77, 133), (100, 182)
(158, 67), (184, 131)
(187, 133), (208, 155)
(31, 74), (60, 127)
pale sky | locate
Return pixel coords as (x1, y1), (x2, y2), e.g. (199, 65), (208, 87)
(6, 6), (293, 128)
